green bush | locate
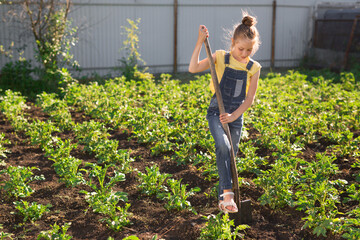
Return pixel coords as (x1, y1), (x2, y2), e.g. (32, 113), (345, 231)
(117, 18), (152, 81)
(0, 60), (42, 98)
(0, 60), (68, 99)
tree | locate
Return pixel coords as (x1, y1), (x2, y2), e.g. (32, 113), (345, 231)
(1, 0), (77, 86)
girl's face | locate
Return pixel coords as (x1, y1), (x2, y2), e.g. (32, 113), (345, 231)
(231, 37), (255, 63)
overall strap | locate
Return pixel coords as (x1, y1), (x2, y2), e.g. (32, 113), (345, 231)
(224, 52), (230, 65)
(246, 60), (254, 71)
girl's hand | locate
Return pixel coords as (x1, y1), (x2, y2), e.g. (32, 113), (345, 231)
(219, 113), (236, 124)
(198, 25), (209, 43)
(189, 25), (214, 73)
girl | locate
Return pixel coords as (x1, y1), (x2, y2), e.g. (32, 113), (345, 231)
(189, 13), (261, 213)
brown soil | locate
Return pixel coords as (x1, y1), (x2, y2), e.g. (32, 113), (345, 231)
(0, 102), (348, 240)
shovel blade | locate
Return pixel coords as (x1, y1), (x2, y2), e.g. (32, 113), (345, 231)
(229, 199), (252, 225)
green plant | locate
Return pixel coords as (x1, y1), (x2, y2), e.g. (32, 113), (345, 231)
(294, 153), (345, 237)
(37, 222), (72, 240)
(44, 138), (83, 187)
(0, 165), (45, 199)
(82, 187), (127, 214)
(80, 163), (130, 231)
(36, 92), (74, 130)
(159, 178), (200, 214)
(0, 89), (29, 132)
(73, 121), (133, 170)
(0, 232), (13, 240)
(101, 203), (131, 232)
(117, 18), (150, 81)
(73, 121), (109, 151)
(198, 213), (249, 240)
(0, 60), (39, 97)
(137, 165), (172, 197)
(82, 163), (125, 193)
(236, 140), (268, 175)
(93, 139), (133, 168)
(0, 224), (14, 240)
(26, 120), (59, 150)
(254, 154), (301, 209)
(340, 207), (360, 239)
(330, 134), (360, 158)
(0, 133), (10, 159)
(44, 138), (77, 159)
(52, 155), (84, 187)
(13, 200), (52, 223)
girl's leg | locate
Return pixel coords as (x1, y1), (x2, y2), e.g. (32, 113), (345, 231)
(229, 116), (243, 156)
(207, 113), (233, 201)
(220, 117), (243, 211)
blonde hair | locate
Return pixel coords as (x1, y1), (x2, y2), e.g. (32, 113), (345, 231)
(229, 11), (261, 55)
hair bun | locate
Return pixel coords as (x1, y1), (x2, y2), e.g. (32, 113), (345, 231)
(242, 16), (257, 27)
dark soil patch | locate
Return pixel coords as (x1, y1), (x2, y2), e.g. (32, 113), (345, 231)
(0, 105), (347, 240)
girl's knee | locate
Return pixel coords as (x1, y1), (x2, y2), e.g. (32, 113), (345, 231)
(216, 142), (231, 154)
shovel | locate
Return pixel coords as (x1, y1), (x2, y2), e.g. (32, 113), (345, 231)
(202, 29), (252, 225)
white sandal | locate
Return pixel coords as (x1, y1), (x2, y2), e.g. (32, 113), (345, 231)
(218, 192), (238, 214)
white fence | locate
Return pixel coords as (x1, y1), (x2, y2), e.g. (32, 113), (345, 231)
(0, 0), (358, 76)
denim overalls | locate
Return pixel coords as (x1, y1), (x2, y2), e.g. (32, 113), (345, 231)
(206, 52), (253, 200)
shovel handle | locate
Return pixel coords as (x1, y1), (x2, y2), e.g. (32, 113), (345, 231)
(203, 38), (226, 116)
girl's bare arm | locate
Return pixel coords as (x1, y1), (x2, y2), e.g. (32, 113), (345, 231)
(189, 25), (216, 73)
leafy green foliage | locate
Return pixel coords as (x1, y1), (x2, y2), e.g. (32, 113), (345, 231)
(13, 200), (51, 223)
(199, 213), (249, 240)
(254, 153), (301, 209)
(159, 179), (200, 214)
(74, 121), (133, 170)
(0, 60), (42, 98)
(137, 166), (199, 213)
(31, 5), (78, 88)
(44, 138), (84, 187)
(236, 140), (267, 175)
(137, 165), (172, 197)
(52, 155), (84, 187)
(36, 92), (74, 130)
(37, 222), (72, 240)
(63, 74), (214, 177)
(61, 67), (360, 236)
(101, 203), (131, 232)
(82, 163), (127, 197)
(80, 163), (130, 231)
(117, 18), (151, 81)
(0, 224), (14, 240)
(294, 153), (345, 237)
(0, 133), (10, 159)
(26, 120), (59, 150)
(0, 90), (29, 131)
(44, 138), (76, 160)
(0, 165), (44, 199)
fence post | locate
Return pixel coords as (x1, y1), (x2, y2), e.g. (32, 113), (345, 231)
(271, 0), (277, 69)
(173, 0), (178, 74)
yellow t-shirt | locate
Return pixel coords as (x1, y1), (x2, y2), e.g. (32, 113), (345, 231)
(209, 50), (261, 94)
